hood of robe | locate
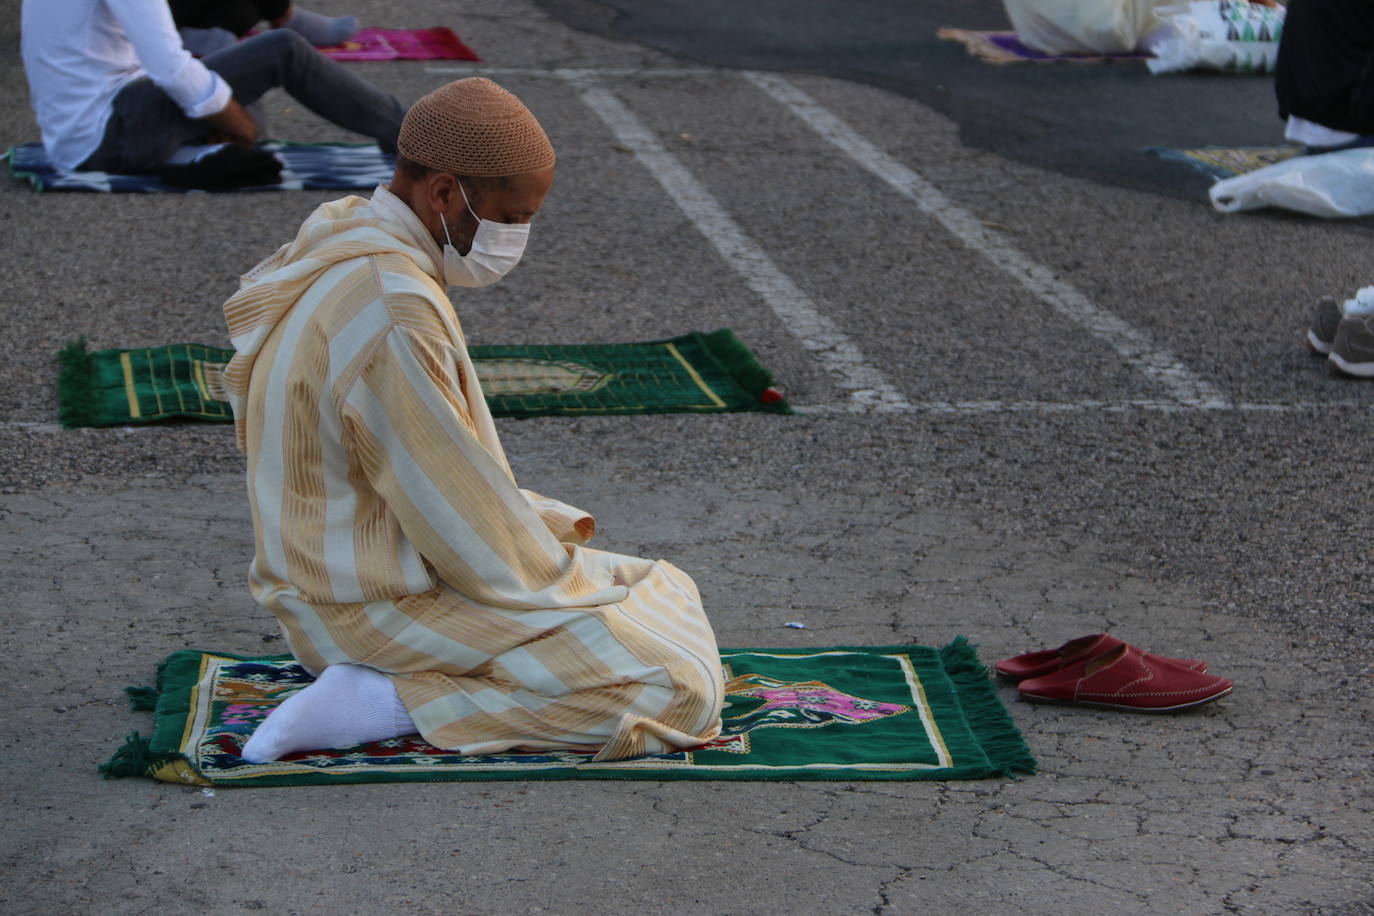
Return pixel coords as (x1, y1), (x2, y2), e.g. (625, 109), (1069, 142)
(221, 187), (445, 451)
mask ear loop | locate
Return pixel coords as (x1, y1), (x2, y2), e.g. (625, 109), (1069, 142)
(456, 179), (481, 223)
(440, 179), (482, 250)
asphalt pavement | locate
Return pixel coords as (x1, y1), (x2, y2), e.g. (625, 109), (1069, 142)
(1, 0), (1371, 913)
(537, 0), (1285, 199)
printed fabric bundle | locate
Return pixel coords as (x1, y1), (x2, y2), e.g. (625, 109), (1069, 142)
(1148, 0), (1285, 74)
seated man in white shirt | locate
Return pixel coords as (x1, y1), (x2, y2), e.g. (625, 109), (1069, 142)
(20, 0), (405, 175)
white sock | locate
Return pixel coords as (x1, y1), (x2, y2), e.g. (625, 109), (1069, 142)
(240, 664), (415, 763)
(1344, 285), (1374, 317)
(283, 8), (359, 46)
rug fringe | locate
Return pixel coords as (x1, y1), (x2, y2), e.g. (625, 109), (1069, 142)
(98, 731), (182, 780)
(56, 337), (98, 428)
(701, 328), (792, 413)
(4, 143), (46, 192)
(124, 685), (160, 712)
(941, 637), (1039, 776)
(936, 28), (1026, 65)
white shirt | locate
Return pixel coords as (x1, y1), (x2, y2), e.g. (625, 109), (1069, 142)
(21, 0), (232, 171)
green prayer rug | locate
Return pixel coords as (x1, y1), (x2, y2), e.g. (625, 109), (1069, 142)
(56, 329), (789, 428)
(101, 639), (1036, 786)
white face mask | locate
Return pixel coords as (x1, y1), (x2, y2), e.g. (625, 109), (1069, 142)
(440, 181), (529, 288)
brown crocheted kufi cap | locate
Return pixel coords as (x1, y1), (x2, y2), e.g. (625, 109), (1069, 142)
(398, 78), (555, 177)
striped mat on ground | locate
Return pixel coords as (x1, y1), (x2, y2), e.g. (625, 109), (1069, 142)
(318, 26), (480, 61)
(936, 28), (1151, 64)
(56, 330), (790, 427)
(100, 639), (1036, 786)
(1146, 144), (1304, 180)
(5, 141), (392, 192)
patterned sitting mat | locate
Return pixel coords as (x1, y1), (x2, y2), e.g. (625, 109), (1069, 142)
(56, 330), (790, 427)
(100, 640), (1036, 786)
(937, 28), (1151, 64)
(319, 26), (480, 61)
(5, 141), (393, 193)
(1146, 144), (1304, 180)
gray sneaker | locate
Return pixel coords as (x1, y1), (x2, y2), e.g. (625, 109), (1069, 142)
(1307, 297), (1342, 355)
(1329, 313), (1374, 377)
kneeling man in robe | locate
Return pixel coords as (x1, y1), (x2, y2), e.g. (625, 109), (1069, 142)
(223, 78), (726, 764)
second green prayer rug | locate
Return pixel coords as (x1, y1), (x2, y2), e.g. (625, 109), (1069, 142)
(56, 329), (789, 427)
(101, 639), (1036, 786)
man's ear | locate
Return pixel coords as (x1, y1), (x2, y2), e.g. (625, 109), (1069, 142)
(427, 172), (458, 217)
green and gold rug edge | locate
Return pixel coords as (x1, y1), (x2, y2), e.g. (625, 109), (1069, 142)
(56, 337), (99, 428)
(100, 638), (1035, 786)
(696, 328), (786, 410)
(938, 637), (1040, 778)
(57, 330), (792, 427)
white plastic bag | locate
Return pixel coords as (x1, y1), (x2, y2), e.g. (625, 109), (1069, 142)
(1003, 0), (1163, 55)
(1210, 149), (1374, 218)
(1147, 0), (1284, 75)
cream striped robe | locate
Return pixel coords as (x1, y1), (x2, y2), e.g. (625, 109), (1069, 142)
(222, 186), (724, 761)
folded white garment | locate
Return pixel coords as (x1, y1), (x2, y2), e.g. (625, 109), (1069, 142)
(1002, 0), (1165, 55)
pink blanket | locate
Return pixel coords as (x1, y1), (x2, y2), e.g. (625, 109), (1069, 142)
(319, 27), (480, 62)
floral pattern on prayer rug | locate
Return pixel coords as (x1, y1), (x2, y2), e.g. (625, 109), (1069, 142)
(1146, 145), (1304, 180)
(101, 641), (1036, 786)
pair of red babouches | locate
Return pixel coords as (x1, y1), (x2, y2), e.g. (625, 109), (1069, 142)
(995, 634), (1233, 712)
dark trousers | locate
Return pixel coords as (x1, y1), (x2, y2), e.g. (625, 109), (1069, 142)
(169, 0), (292, 37)
(1276, 0), (1374, 134)
(81, 30), (404, 174)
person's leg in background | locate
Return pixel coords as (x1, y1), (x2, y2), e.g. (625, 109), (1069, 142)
(80, 29), (402, 174)
(203, 30), (403, 150)
(170, 0), (280, 56)
(171, 0), (357, 46)
(275, 4), (357, 46)
(169, 0), (278, 37)
(79, 78), (212, 173)
(1277, 0), (1374, 144)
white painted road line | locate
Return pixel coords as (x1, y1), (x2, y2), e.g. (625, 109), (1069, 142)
(743, 71), (1232, 410)
(562, 70), (913, 412)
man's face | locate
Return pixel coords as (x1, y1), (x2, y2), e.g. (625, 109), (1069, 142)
(474, 166), (555, 224)
(447, 166), (555, 254)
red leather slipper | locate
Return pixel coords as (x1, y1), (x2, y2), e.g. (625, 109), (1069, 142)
(1017, 644), (1233, 712)
(995, 633), (1207, 681)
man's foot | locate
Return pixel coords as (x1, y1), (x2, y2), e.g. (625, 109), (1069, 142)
(283, 7), (359, 46)
(1307, 296), (1342, 355)
(1328, 314), (1374, 377)
(240, 664), (415, 763)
